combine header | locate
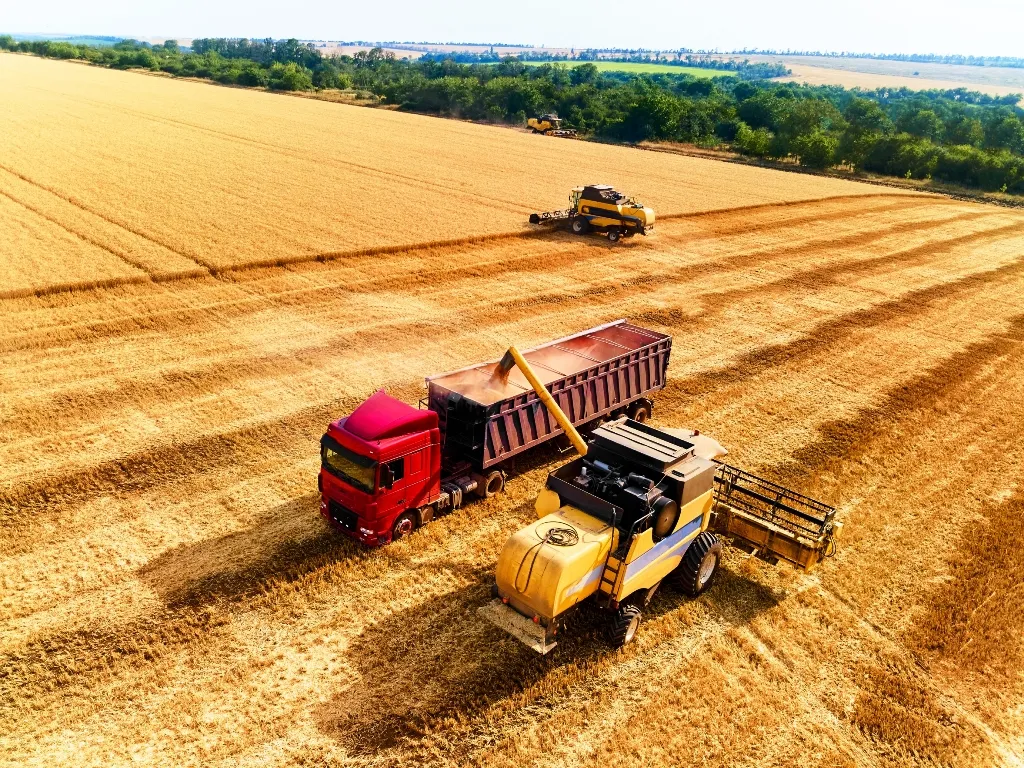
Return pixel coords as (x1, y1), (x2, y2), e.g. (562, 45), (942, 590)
(529, 185), (654, 242)
(479, 353), (841, 653)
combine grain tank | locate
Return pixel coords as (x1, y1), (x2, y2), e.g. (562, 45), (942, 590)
(318, 320), (671, 546)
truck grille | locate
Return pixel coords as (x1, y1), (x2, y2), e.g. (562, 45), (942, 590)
(328, 499), (358, 531)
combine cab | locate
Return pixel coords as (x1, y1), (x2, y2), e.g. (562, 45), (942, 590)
(526, 113), (578, 138)
(529, 185), (655, 242)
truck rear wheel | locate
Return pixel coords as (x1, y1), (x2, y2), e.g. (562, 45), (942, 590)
(474, 470), (505, 499)
(672, 532), (723, 597)
(608, 604), (642, 648)
(571, 217), (589, 235)
(391, 511), (418, 541)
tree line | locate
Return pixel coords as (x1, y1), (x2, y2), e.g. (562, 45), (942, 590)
(739, 49), (1024, 69)
(3, 36), (1023, 194)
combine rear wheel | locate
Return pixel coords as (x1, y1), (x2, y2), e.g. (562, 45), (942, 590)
(608, 604), (642, 648)
(607, 230), (621, 243)
(672, 532), (723, 596)
(571, 218), (589, 235)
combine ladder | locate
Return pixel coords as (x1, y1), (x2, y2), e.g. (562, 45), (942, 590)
(596, 548), (626, 606)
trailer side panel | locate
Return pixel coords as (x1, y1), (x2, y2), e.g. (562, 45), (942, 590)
(427, 321), (672, 470)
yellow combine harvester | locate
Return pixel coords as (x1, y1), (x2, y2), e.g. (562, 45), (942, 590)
(479, 346), (841, 653)
(529, 185), (655, 242)
(526, 113), (578, 138)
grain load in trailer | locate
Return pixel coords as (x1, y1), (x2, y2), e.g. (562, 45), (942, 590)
(319, 320), (672, 546)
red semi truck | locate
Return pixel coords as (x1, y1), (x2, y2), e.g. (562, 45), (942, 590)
(318, 320), (672, 545)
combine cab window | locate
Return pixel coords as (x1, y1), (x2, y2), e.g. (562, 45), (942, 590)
(321, 436), (377, 493)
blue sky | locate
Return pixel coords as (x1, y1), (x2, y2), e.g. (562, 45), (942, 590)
(5, 0), (1022, 57)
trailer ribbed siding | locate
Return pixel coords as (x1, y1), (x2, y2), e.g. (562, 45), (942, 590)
(426, 321), (672, 470)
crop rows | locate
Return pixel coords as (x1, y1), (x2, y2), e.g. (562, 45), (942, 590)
(2, 51), (1023, 768)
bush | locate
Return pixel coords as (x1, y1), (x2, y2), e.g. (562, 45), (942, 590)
(792, 128), (839, 168)
(267, 62), (313, 91)
(734, 122), (773, 157)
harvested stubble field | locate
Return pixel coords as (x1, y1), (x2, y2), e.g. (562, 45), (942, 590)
(1, 52), (1023, 768)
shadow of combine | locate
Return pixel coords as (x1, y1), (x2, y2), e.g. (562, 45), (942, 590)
(314, 558), (780, 757)
(139, 493), (369, 609)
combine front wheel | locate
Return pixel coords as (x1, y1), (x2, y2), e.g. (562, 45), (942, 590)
(571, 217), (589, 235)
(673, 532), (723, 596)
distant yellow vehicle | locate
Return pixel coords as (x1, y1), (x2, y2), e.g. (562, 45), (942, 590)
(530, 185), (656, 242)
(526, 113), (578, 138)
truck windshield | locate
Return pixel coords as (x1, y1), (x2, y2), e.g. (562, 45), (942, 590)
(320, 435), (377, 493)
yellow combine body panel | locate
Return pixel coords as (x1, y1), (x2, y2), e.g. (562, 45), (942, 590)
(493, 490), (713, 624)
(575, 185), (655, 236)
(494, 506), (618, 621)
(615, 492), (713, 598)
(527, 116), (556, 133)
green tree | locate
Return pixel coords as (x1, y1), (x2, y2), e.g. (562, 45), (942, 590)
(792, 129), (839, 168)
(839, 97), (893, 169)
(736, 90), (784, 130)
(734, 122), (773, 157)
(897, 108), (945, 141)
(945, 115), (985, 146)
(267, 62), (313, 91)
(569, 63), (598, 86)
(985, 115), (1024, 153)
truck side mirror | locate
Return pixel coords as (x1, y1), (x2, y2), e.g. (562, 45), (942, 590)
(380, 464), (395, 489)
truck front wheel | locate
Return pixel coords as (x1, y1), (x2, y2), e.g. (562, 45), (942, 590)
(608, 604), (642, 648)
(391, 511), (418, 541)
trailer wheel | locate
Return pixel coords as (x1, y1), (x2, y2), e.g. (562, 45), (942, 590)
(475, 470), (505, 499)
(628, 402), (651, 423)
(391, 511), (418, 541)
(608, 604), (642, 648)
(607, 229), (621, 243)
(571, 217), (589, 235)
(672, 532), (723, 597)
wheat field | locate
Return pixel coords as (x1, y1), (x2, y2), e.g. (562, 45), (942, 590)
(2, 52), (1023, 768)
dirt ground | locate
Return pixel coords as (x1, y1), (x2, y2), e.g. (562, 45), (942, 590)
(2, 53), (1023, 768)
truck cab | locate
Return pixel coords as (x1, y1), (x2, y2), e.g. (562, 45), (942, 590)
(319, 390), (441, 545)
